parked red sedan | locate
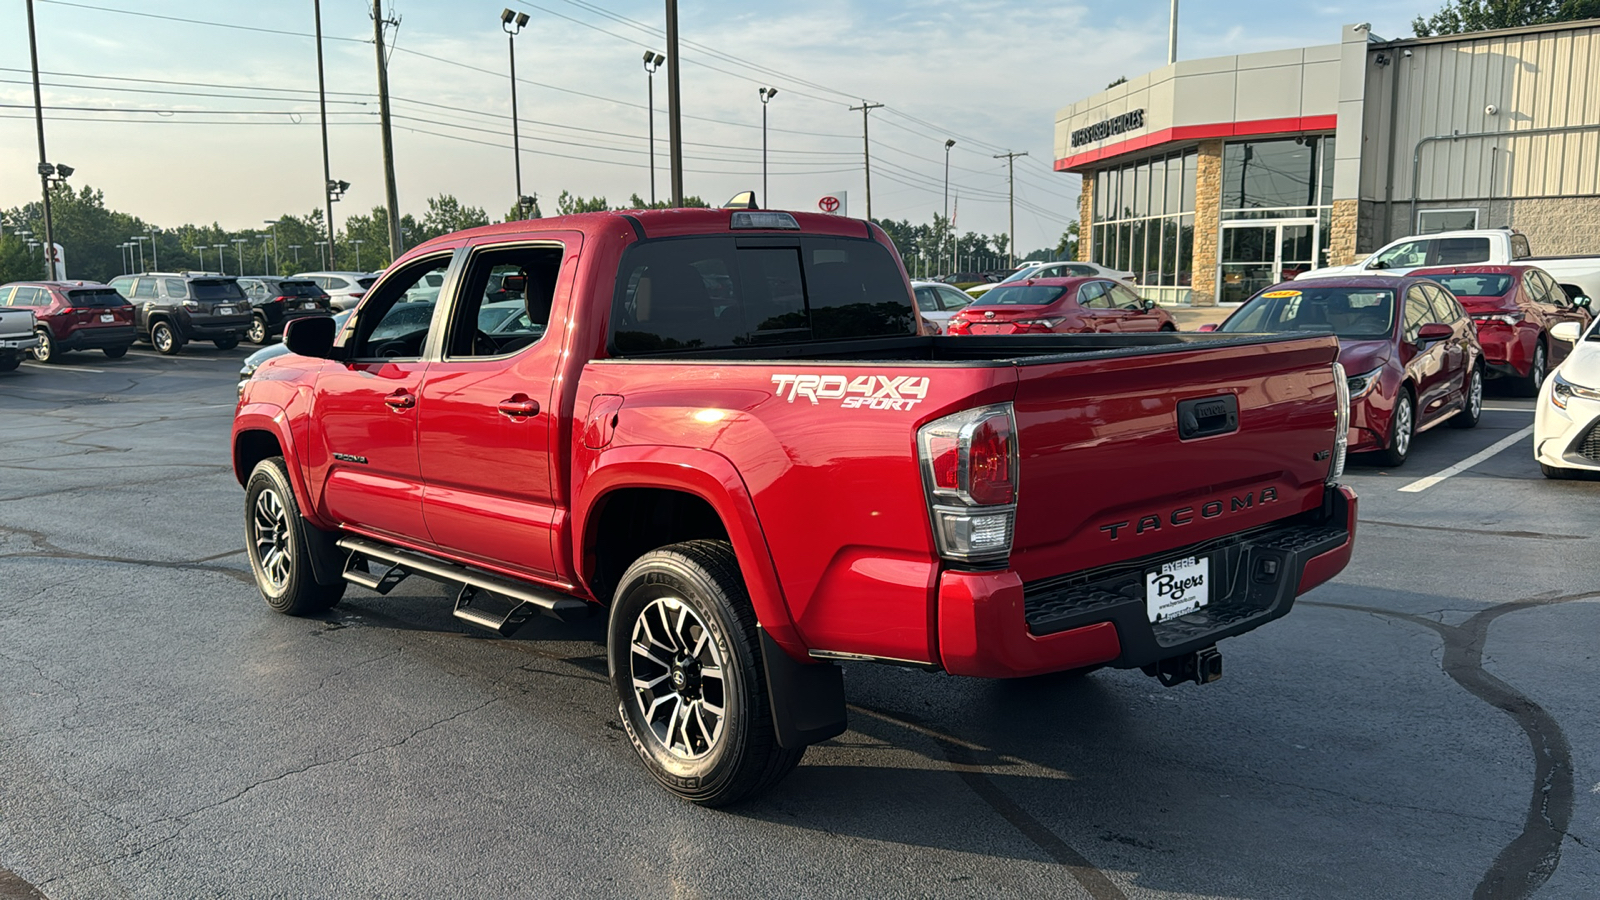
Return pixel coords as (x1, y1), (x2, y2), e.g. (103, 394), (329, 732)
(0, 281), (136, 362)
(1204, 276), (1482, 466)
(944, 277), (1175, 335)
(1408, 264), (1592, 396)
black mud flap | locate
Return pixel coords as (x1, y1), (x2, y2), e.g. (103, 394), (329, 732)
(760, 630), (847, 749)
(296, 515), (347, 587)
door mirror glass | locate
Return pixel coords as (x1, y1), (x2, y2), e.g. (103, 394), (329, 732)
(283, 315), (337, 359)
(1552, 321), (1583, 343)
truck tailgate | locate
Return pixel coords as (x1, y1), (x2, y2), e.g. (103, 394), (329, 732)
(1007, 334), (1342, 584)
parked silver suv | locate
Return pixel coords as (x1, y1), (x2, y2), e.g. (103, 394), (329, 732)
(288, 271), (377, 311)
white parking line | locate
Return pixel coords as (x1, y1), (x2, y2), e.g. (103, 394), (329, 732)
(1398, 425), (1535, 493)
(1482, 406), (1534, 412)
(21, 362), (106, 374)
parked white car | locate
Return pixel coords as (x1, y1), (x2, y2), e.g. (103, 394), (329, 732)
(1299, 228), (1600, 300)
(1534, 317), (1600, 479)
(911, 280), (973, 334)
(967, 260), (1133, 298)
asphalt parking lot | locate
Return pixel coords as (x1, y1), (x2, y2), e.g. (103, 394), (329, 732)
(1, 346), (1597, 899)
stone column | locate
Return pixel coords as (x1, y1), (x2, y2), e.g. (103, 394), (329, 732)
(1329, 199), (1359, 266)
(1078, 177), (1094, 262)
(1189, 140), (1224, 306)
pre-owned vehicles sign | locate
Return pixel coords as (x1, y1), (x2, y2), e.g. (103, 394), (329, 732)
(1071, 109), (1145, 148)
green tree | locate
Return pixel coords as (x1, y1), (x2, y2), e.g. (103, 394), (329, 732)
(0, 231), (44, 285)
(556, 191), (610, 215)
(626, 193), (711, 209)
(503, 193), (542, 222)
(1057, 221), (1081, 261)
(1413, 0), (1598, 35)
(337, 205), (418, 271)
(419, 194), (489, 242)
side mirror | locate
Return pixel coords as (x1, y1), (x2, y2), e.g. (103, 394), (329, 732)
(1142, 298), (1156, 310)
(1416, 322), (1453, 343)
(1552, 321), (1583, 343)
(1574, 295), (1592, 309)
(1368, 259), (1389, 270)
(283, 315), (337, 359)
(1197, 323), (1219, 333)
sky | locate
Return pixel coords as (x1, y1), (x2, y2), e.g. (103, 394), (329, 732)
(1, 0), (1425, 253)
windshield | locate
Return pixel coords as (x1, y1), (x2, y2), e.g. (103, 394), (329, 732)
(192, 280), (245, 301)
(273, 280), (327, 298)
(995, 265), (1045, 286)
(1219, 286), (1396, 339)
(1426, 274), (1512, 298)
(972, 285), (1068, 306)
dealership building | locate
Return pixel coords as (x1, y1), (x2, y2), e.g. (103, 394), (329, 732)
(1055, 19), (1600, 305)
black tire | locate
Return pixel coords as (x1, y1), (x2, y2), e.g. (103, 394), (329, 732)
(30, 327), (59, 363)
(214, 335), (241, 351)
(244, 457), (345, 616)
(0, 353), (19, 373)
(1159, 323), (1178, 332)
(1541, 462), (1579, 480)
(247, 316), (270, 345)
(1515, 340), (1547, 397)
(150, 320), (184, 355)
(102, 345), (129, 359)
(608, 540), (803, 807)
(1450, 365), (1483, 429)
(1373, 389), (1415, 467)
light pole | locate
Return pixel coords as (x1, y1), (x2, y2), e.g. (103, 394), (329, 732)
(759, 87), (778, 208)
(643, 51), (664, 206)
(147, 225), (160, 271)
(213, 243), (228, 276)
(232, 237), (248, 275)
(314, 0), (336, 269)
(118, 241), (129, 274)
(26, 0), (57, 281)
(257, 234), (272, 274)
(130, 235), (147, 272)
(195, 245), (206, 272)
(262, 220), (279, 275)
(315, 240), (328, 269)
(665, 0), (683, 206)
(288, 244), (302, 267)
(943, 139), (955, 275)
(500, 9), (531, 219)
(352, 239), (364, 271)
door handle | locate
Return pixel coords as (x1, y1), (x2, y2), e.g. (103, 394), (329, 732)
(498, 395), (540, 419)
(384, 389), (416, 411)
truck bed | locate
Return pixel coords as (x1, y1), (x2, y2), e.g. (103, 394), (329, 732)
(603, 330), (1313, 363)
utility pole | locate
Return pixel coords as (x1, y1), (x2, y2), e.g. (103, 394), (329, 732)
(314, 0), (337, 269)
(994, 151), (1028, 267)
(372, 0), (403, 259)
(25, 0), (54, 281)
(664, 0), (684, 207)
(849, 101), (884, 220)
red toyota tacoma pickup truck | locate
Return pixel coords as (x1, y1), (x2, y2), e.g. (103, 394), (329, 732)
(233, 208), (1357, 806)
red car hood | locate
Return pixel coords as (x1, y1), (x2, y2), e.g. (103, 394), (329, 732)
(1337, 338), (1393, 375)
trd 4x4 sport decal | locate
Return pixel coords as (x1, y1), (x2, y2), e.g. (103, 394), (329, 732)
(770, 374), (931, 411)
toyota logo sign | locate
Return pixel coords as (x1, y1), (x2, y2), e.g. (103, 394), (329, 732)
(818, 196), (841, 213)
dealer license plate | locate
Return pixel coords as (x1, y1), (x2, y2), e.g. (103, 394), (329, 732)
(216, 306), (235, 315)
(100, 314), (114, 322)
(1146, 556), (1209, 623)
(303, 301), (320, 310)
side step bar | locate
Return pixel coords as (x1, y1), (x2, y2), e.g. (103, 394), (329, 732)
(337, 537), (591, 635)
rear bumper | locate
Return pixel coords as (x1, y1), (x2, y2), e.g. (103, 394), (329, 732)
(0, 334), (40, 352)
(936, 485), (1357, 678)
(58, 325), (136, 350)
(181, 319), (251, 339)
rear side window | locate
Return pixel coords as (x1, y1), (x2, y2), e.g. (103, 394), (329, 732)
(1432, 238), (1490, 265)
(1510, 234), (1531, 259)
(191, 280), (245, 301)
(133, 279), (158, 299)
(163, 278), (189, 299)
(610, 236), (913, 354)
(357, 277), (377, 289)
(67, 289), (130, 307)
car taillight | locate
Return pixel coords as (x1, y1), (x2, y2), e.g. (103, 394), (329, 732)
(946, 318), (971, 335)
(1329, 362), (1349, 484)
(271, 295), (290, 305)
(1471, 313), (1522, 326)
(917, 403), (1018, 563)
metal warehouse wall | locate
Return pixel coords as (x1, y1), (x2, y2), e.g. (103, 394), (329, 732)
(1361, 21), (1600, 210)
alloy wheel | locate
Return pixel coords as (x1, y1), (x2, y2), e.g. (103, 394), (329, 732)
(1394, 397), (1413, 457)
(251, 487), (293, 590)
(1531, 344), (1546, 391)
(31, 328), (51, 362)
(628, 596), (726, 760)
(153, 324), (173, 354)
(248, 317), (268, 344)
(1468, 369), (1483, 419)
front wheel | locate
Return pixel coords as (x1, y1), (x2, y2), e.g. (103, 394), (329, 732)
(1373, 390), (1414, 467)
(1516, 340), (1547, 397)
(102, 345), (129, 359)
(31, 327), (58, 363)
(244, 457), (345, 615)
(1450, 366), (1483, 428)
(608, 540), (803, 807)
(247, 316), (270, 345)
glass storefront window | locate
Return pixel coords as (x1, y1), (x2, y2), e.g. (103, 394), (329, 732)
(1087, 148), (1197, 298)
(1222, 135), (1336, 213)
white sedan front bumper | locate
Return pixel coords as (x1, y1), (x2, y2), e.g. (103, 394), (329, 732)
(1534, 373), (1600, 473)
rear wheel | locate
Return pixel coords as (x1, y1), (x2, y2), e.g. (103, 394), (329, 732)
(1159, 323), (1177, 332)
(150, 320), (184, 355)
(609, 540), (803, 807)
(1450, 365), (1483, 428)
(244, 457), (345, 616)
(102, 345), (129, 359)
(30, 327), (58, 363)
(1373, 390), (1414, 467)
(0, 353), (18, 373)
(247, 316), (270, 345)
(214, 335), (240, 351)
(1515, 340), (1547, 397)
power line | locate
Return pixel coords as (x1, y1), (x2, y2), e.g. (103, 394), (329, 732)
(35, 0), (369, 43)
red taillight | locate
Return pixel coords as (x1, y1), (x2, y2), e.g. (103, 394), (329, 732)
(966, 416), (1015, 505)
(946, 318), (970, 335)
(917, 403), (1018, 562)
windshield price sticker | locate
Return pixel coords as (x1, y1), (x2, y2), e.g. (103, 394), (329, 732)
(1262, 290), (1301, 299)
(1146, 556), (1210, 623)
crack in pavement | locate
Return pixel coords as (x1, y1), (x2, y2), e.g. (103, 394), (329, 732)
(0, 524), (252, 585)
(1360, 520), (1588, 541)
(1305, 589), (1600, 900)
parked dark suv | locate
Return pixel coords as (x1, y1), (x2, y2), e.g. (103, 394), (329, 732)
(106, 273), (252, 355)
(236, 277), (333, 344)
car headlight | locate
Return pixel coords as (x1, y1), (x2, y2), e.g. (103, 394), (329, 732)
(1550, 371), (1600, 410)
(1346, 366), (1383, 400)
